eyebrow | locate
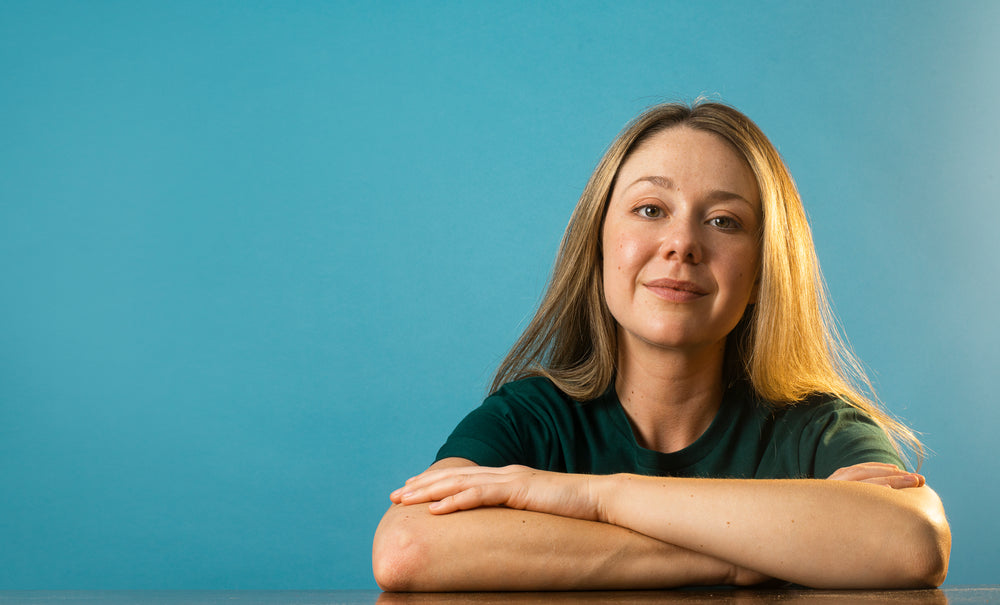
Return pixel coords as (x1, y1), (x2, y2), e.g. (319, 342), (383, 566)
(626, 175), (757, 208)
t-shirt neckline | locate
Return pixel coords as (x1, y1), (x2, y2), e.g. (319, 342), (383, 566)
(602, 383), (743, 475)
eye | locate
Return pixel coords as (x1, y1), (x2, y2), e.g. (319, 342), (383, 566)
(635, 204), (663, 219)
(708, 215), (742, 230)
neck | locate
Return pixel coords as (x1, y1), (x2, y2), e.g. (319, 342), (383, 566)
(614, 334), (727, 454)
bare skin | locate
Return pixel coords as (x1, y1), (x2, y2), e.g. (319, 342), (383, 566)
(387, 461), (947, 589)
(374, 458), (772, 591)
(373, 127), (951, 591)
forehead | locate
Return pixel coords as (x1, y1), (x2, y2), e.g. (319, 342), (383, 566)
(615, 126), (760, 204)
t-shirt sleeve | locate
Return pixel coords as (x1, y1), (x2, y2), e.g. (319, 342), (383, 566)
(435, 392), (528, 467)
(797, 400), (907, 478)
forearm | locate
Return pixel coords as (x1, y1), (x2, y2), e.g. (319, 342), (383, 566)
(373, 502), (753, 591)
(597, 476), (950, 588)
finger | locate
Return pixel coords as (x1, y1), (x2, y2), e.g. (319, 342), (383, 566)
(826, 462), (908, 481)
(403, 465), (485, 485)
(391, 467), (489, 502)
(397, 470), (512, 505)
(829, 468), (911, 482)
(427, 484), (513, 515)
(860, 473), (925, 489)
(405, 464), (515, 488)
(395, 465), (529, 502)
(835, 462), (903, 475)
(825, 461), (925, 489)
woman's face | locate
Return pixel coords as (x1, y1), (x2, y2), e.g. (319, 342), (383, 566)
(601, 126), (761, 357)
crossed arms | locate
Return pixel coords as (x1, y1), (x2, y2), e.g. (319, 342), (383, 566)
(373, 458), (949, 591)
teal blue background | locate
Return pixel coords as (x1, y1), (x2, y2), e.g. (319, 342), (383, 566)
(2, 0), (997, 589)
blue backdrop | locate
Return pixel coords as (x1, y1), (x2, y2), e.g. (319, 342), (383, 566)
(2, 0), (997, 589)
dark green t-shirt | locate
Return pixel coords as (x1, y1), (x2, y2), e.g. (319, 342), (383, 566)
(436, 377), (904, 479)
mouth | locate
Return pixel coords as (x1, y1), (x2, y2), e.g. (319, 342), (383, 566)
(644, 278), (708, 302)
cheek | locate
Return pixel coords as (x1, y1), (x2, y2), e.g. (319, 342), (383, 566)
(602, 234), (621, 287)
(730, 249), (761, 299)
(603, 231), (643, 273)
(602, 230), (645, 311)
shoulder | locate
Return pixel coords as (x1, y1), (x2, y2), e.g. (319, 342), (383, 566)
(482, 376), (589, 426)
(768, 394), (888, 444)
(771, 395), (887, 438)
(770, 394), (871, 425)
(769, 394), (905, 477)
(436, 376), (599, 470)
(490, 376), (577, 406)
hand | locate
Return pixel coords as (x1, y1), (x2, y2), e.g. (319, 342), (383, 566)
(826, 462), (925, 489)
(390, 464), (603, 520)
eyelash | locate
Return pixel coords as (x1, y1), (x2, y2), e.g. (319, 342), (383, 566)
(709, 216), (742, 230)
(634, 205), (743, 231)
(636, 204), (663, 218)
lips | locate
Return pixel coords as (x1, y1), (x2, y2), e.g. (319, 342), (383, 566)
(644, 278), (708, 302)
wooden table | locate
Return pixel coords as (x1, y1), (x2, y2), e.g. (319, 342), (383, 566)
(0, 588), (996, 604)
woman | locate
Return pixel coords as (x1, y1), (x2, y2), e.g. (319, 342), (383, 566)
(372, 102), (950, 591)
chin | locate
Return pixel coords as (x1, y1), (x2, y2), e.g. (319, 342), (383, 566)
(634, 333), (725, 353)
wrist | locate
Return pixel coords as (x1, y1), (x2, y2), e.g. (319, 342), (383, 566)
(591, 473), (633, 525)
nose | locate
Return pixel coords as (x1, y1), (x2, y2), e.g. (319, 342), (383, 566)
(660, 217), (703, 264)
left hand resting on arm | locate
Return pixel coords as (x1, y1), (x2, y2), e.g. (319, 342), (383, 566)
(393, 463), (950, 589)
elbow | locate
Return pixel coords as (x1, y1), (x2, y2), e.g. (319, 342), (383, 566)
(372, 537), (416, 592)
(905, 516), (951, 588)
(826, 487), (952, 590)
(372, 508), (430, 592)
(893, 504), (951, 588)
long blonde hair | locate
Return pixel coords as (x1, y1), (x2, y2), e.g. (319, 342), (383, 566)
(491, 101), (922, 463)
